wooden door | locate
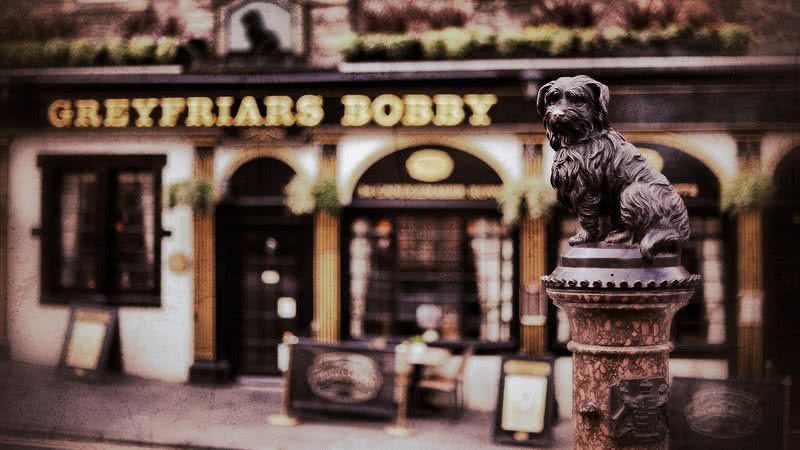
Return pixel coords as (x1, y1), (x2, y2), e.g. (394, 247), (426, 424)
(766, 147), (800, 437)
(217, 208), (313, 376)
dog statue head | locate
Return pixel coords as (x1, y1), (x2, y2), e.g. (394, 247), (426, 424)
(537, 75), (610, 150)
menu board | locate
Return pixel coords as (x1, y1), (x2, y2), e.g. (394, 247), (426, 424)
(288, 340), (396, 419)
(59, 305), (117, 380)
(494, 356), (555, 447)
(669, 377), (791, 450)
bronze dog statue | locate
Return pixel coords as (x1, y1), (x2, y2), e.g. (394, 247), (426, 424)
(537, 75), (690, 259)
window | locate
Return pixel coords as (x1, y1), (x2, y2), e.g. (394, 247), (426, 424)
(38, 155), (166, 306)
(347, 212), (516, 346)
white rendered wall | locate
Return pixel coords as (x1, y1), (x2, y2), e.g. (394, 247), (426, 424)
(8, 133), (195, 382)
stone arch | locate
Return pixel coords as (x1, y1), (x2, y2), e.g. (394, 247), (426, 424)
(766, 137), (800, 176)
(219, 147), (310, 195)
(340, 136), (511, 205)
(623, 132), (734, 184)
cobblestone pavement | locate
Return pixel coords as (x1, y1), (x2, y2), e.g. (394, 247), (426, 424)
(0, 360), (573, 450)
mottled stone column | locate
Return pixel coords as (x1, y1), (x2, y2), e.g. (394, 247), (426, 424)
(543, 246), (698, 449)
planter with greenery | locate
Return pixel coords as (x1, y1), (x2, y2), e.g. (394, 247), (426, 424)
(165, 178), (217, 213)
(497, 177), (558, 226)
(341, 22), (751, 62)
(285, 175), (341, 216)
(0, 36), (186, 69)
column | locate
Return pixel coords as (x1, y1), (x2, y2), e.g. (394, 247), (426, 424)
(735, 135), (764, 379)
(519, 135), (548, 357)
(188, 137), (229, 383)
(314, 142), (340, 342)
(0, 137), (9, 359)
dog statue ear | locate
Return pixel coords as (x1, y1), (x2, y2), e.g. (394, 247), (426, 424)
(536, 81), (554, 117)
(584, 77), (610, 124)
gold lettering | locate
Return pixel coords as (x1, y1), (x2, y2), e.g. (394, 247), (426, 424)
(103, 99), (129, 128)
(131, 98), (159, 128)
(464, 94), (497, 126)
(233, 96), (263, 127)
(372, 94), (403, 127)
(73, 99), (102, 128)
(216, 96), (234, 127)
(432, 94), (465, 126)
(185, 97), (216, 127)
(264, 96), (295, 126)
(341, 95), (371, 126)
(295, 95), (324, 127)
(48, 99), (73, 128)
(159, 98), (186, 127)
(402, 95), (433, 126)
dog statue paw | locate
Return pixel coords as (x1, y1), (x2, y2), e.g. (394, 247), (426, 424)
(568, 230), (598, 246)
(537, 75), (690, 259)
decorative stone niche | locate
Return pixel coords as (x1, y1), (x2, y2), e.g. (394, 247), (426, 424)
(217, 0), (304, 59)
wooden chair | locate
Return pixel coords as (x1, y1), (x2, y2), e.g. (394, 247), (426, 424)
(416, 346), (474, 419)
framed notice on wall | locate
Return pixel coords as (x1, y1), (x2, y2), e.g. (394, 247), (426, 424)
(58, 304), (118, 380)
(493, 356), (556, 447)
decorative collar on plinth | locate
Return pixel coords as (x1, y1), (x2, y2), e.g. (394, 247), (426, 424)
(541, 244), (700, 290)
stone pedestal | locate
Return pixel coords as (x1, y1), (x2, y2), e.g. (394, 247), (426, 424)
(542, 246), (698, 450)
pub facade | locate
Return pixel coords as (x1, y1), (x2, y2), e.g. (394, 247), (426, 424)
(0, 0), (799, 432)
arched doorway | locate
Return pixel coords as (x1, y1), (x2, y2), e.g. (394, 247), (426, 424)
(548, 143), (734, 365)
(215, 157), (313, 376)
(342, 145), (518, 350)
(765, 146), (800, 433)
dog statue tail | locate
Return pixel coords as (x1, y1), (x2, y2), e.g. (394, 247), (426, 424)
(639, 204), (690, 260)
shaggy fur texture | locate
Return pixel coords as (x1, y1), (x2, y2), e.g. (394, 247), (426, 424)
(537, 75), (690, 259)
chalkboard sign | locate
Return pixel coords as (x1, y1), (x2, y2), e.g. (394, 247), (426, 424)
(288, 339), (396, 419)
(670, 377), (791, 450)
(58, 304), (118, 380)
(494, 356), (556, 447)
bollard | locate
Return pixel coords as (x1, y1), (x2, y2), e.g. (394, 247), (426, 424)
(267, 332), (300, 427)
(543, 246), (699, 449)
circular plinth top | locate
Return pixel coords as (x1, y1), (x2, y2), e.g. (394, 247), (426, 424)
(541, 244), (700, 290)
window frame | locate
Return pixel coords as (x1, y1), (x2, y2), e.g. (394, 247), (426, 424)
(38, 154), (167, 307)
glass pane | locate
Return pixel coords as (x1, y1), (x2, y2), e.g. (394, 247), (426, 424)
(347, 214), (512, 343)
(114, 171), (156, 291)
(60, 172), (98, 290)
(468, 218), (513, 342)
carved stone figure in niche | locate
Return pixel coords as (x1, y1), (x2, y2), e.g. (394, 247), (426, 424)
(241, 10), (281, 55)
(537, 75), (690, 259)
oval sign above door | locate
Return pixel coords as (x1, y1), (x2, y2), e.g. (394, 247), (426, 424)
(405, 149), (455, 183)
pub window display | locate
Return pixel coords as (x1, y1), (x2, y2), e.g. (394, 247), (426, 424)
(348, 215), (514, 343)
(38, 155), (166, 306)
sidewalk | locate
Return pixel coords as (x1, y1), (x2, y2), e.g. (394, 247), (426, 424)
(0, 360), (573, 450)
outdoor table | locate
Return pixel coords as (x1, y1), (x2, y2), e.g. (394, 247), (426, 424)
(406, 345), (452, 416)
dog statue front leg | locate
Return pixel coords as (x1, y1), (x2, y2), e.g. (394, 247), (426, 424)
(570, 193), (601, 246)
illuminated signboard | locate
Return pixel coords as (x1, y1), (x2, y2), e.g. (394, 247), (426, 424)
(47, 94), (498, 129)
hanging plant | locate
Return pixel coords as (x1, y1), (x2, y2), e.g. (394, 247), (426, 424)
(721, 172), (774, 214)
(497, 176), (557, 225)
(285, 175), (341, 215)
(165, 177), (216, 213)
(312, 178), (341, 215)
(285, 174), (315, 215)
